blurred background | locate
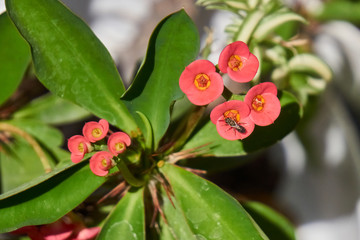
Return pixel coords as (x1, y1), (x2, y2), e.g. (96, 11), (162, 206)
(1, 0), (360, 239)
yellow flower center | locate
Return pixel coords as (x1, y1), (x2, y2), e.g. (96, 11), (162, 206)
(101, 158), (108, 168)
(115, 142), (126, 152)
(223, 109), (240, 122)
(228, 55), (243, 71)
(92, 128), (102, 138)
(78, 142), (84, 153)
(252, 95), (265, 111)
(194, 73), (211, 90)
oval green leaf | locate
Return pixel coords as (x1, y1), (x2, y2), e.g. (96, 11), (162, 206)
(243, 201), (296, 240)
(97, 188), (145, 240)
(160, 163), (268, 240)
(288, 53), (332, 82)
(5, 119), (64, 148)
(5, 0), (138, 133)
(0, 12), (30, 106)
(13, 94), (90, 125)
(0, 161), (106, 233)
(181, 90), (301, 156)
(234, 9), (265, 43)
(122, 9), (200, 149)
(253, 8), (307, 41)
(0, 135), (54, 193)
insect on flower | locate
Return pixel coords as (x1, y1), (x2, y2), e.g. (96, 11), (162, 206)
(224, 117), (246, 134)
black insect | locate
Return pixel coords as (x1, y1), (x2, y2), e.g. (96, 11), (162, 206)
(224, 117), (246, 134)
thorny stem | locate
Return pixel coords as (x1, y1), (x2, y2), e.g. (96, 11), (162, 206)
(166, 143), (212, 164)
(148, 180), (167, 227)
(0, 123), (52, 173)
(97, 180), (129, 204)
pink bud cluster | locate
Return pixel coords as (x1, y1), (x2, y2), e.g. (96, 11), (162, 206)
(179, 41), (281, 140)
(67, 119), (131, 176)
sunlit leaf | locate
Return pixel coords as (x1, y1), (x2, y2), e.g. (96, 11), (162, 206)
(234, 9), (265, 43)
(122, 10), (199, 149)
(13, 94), (90, 125)
(5, 0), (138, 133)
(160, 163), (268, 240)
(288, 53), (332, 82)
(253, 8), (307, 41)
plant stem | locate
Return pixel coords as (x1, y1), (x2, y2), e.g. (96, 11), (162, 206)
(117, 160), (145, 187)
(222, 85), (233, 101)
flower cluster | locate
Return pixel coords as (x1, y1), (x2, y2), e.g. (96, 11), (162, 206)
(179, 41), (281, 140)
(67, 119), (131, 176)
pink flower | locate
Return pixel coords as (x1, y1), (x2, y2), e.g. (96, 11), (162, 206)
(107, 132), (131, 156)
(179, 59), (224, 106)
(244, 82), (281, 126)
(82, 119), (109, 143)
(11, 219), (100, 240)
(210, 100), (255, 140)
(68, 135), (92, 163)
(218, 41), (259, 83)
(89, 151), (115, 176)
(74, 227), (101, 240)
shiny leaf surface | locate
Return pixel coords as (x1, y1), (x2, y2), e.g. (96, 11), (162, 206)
(122, 10), (199, 148)
(160, 163), (268, 240)
(5, 0), (138, 133)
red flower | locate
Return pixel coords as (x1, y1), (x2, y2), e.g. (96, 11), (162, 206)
(179, 59), (224, 106)
(107, 132), (131, 156)
(218, 41), (259, 83)
(89, 151), (115, 176)
(68, 135), (92, 163)
(210, 100), (255, 140)
(82, 119), (109, 143)
(244, 82), (281, 126)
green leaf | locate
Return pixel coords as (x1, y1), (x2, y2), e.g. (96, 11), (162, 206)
(253, 8), (307, 41)
(0, 160), (76, 200)
(0, 12), (30, 106)
(97, 188), (145, 240)
(0, 160), (106, 233)
(288, 53), (332, 82)
(181, 90), (301, 156)
(160, 163), (268, 240)
(316, 1), (360, 24)
(5, 0), (138, 133)
(5, 119), (64, 148)
(122, 10), (199, 149)
(0, 136), (52, 193)
(243, 201), (296, 240)
(234, 9), (265, 44)
(13, 94), (90, 125)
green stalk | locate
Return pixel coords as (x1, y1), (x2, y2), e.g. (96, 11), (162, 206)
(117, 160), (145, 187)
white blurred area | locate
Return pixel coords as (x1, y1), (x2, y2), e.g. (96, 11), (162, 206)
(1, 0), (360, 239)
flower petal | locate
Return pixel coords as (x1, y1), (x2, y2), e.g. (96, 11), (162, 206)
(89, 151), (114, 176)
(83, 119), (108, 142)
(216, 115), (255, 140)
(107, 132), (131, 155)
(210, 100), (250, 124)
(244, 82), (277, 104)
(249, 93), (281, 126)
(218, 41), (250, 73)
(227, 53), (259, 83)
